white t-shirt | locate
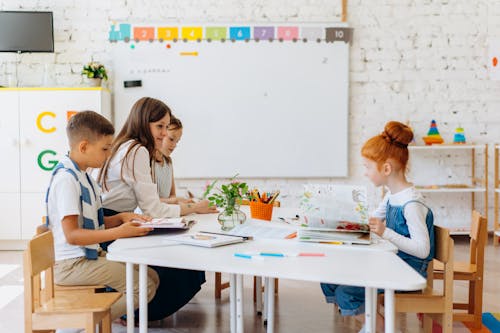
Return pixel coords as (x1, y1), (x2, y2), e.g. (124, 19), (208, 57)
(99, 140), (180, 217)
(47, 171), (87, 261)
(372, 186), (431, 259)
(153, 157), (173, 199)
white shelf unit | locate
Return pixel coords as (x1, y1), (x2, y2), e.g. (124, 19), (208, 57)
(408, 144), (488, 235)
(494, 145), (500, 245)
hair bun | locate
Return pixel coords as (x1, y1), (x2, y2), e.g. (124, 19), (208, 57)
(381, 121), (413, 148)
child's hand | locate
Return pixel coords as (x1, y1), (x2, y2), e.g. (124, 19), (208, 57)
(119, 212), (152, 224)
(194, 200), (219, 214)
(178, 197), (195, 204)
(368, 217), (386, 236)
(118, 221), (152, 238)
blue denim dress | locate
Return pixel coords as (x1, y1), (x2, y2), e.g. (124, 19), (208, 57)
(320, 200), (435, 316)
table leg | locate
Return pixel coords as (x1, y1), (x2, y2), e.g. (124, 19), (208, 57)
(236, 274), (244, 333)
(384, 289), (395, 333)
(263, 277), (268, 323)
(364, 287), (376, 333)
(126, 262), (134, 333)
(230, 274), (236, 333)
(139, 264), (148, 333)
(266, 277), (275, 333)
(255, 276), (262, 315)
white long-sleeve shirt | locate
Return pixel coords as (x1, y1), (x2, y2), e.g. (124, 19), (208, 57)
(99, 140), (180, 218)
(372, 187), (431, 259)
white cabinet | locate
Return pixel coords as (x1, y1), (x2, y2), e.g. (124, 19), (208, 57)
(408, 144), (488, 235)
(0, 88), (111, 241)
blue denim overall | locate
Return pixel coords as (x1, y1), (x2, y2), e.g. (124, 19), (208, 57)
(320, 200), (435, 316)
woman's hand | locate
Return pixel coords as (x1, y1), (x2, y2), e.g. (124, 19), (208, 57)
(119, 212), (152, 224)
(368, 217), (386, 236)
(177, 197), (195, 204)
(194, 200), (218, 214)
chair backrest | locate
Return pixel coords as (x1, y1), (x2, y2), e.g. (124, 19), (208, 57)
(469, 210), (487, 269)
(36, 223), (49, 235)
(434, 225), (454, 300)
(24, 231), (55, 315)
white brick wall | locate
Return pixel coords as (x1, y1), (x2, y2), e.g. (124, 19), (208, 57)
(1, 0), (499, 229)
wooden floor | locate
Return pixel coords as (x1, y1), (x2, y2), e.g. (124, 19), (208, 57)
(2, 235), (500, 332)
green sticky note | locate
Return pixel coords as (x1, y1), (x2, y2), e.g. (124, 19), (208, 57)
(205, 27), (227, 41)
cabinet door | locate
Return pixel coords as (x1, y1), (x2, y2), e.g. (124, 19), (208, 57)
(0, 193), (21, 239)
(18, 89), (106, 240)
(0, 91), (21, 239)
(18, 90), (103, 193)
(0, 90), (20, 193)
(21, 192), (45, 239)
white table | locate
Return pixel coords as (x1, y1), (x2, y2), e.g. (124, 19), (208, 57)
(107, 211), (426, 333)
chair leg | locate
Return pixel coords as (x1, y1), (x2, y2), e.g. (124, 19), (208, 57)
(85, 313), (96, 333)
(422, 314), (432, 333)
(215, 272), (222, 299)
(468, 280), (475, 314)
(274, 279), (279, 295)
(473, 279), (484, 328)
(442, 311), (453, 333)
(101, 310), (111, 333)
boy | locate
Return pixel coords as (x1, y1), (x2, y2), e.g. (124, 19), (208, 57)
(46, 111), (159, 321)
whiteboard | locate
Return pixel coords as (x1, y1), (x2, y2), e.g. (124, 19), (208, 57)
(112, 24), (350, 178)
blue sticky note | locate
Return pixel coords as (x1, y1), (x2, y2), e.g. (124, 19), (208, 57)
(229, 26), (251, 40)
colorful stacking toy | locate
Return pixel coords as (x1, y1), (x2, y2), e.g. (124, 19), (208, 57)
(453, 126), (466, 144)
(422, 119), (444, 145)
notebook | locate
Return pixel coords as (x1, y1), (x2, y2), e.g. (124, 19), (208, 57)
(298, 220), (371, 245)
(137, 218), (195, 230)
(166, 233), (245, 248)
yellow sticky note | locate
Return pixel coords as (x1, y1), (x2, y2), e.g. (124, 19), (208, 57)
(158, 27), (178, 40)
(181, 27), (203, 40)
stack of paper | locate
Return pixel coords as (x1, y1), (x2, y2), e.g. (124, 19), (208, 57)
(166, 233), (245, 248)
(137, 217), (195, 230)
(298, 220), (371, 245)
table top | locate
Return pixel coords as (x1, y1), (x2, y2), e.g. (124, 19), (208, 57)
(107, 209), (426, 291)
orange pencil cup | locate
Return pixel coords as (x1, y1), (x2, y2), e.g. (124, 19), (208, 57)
(249, 201), (274, 221)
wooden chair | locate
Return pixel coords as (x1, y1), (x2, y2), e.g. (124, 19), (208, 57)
(379, 225), (454, 333)
(36, 224), (107, 295)
(433, 210), (487, 328)
(24, 230), (121, 333)
(214, 200), (281, 299)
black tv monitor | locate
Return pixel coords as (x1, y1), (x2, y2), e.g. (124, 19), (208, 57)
(0, 11), (54, 53)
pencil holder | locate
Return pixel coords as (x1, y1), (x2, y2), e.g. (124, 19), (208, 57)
(249, 201), (274, 221)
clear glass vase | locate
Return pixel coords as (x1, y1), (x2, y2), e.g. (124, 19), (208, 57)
(217, 204), (246, 231)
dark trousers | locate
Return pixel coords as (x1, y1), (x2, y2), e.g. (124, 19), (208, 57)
(103, 208), (206, 320)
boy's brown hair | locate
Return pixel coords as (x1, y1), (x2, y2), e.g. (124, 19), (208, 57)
(66, 110), (115, 148)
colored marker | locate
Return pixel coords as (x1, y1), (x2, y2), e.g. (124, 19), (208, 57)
(259, 252), (285, 257)
(234, 253), (252, 259)
(298, 252), (325, 257)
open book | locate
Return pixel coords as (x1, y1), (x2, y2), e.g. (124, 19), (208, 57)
(298, 185), (370, 244)
(298, 219), (371, 245)
(136, 218), (195, 230)
(166, 233), (245, 248)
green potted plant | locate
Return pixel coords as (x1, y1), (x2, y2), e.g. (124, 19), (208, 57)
(81, 61), (108, 87)
(206, 175), (248, 231)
